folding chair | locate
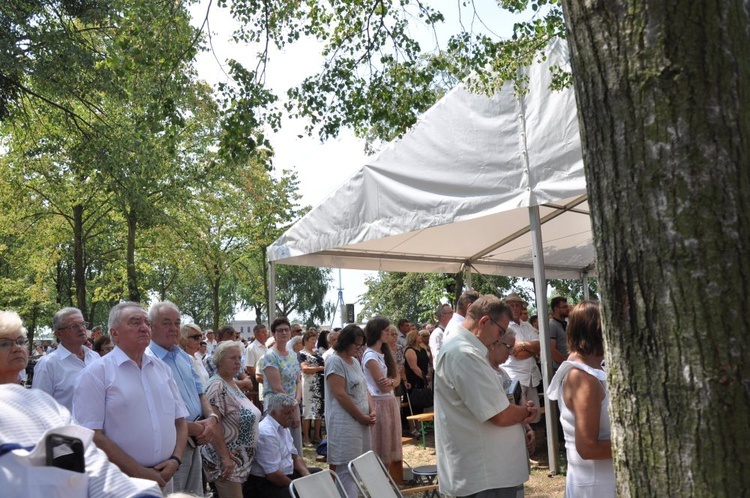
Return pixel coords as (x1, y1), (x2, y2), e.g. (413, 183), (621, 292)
(349, 450), (402, 498)
(349, 450), (442, 498)
(288, 468), (350, 498)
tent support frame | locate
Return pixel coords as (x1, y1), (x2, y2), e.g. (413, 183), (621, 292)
(529, 205), (561, 474)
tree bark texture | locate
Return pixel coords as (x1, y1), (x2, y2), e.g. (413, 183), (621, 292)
(126, 212), (141, 303)
(560, 1), (750, 496)
(73, 203), (88, 318)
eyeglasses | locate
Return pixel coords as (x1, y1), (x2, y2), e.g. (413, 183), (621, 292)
(500, 342), (513, 351)
(57, 322), (88, 332)
(488, 316), (507, 335)
(188, 334), (204, 340)
(0, 337), (29, 350)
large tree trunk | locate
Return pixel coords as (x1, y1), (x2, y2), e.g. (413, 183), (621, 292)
(560, 1), (750, 496)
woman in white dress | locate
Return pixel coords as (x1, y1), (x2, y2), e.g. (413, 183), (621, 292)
(547, 301), (615, 498)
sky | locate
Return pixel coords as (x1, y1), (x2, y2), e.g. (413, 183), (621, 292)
(188, 0), (523, 325)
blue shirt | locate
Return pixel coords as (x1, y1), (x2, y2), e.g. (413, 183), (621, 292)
(147, 342), (203, 421)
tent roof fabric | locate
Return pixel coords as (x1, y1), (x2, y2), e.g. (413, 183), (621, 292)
(268, 39), (595, 279)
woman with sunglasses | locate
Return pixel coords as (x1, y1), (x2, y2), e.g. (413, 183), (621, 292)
(180, 323), (209, 388)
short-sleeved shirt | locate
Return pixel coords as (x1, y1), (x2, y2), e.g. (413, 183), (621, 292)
(73, 347), (188, 467)
(503, 320), (542, 387)
(249, 415), (296, 477)
(435, 324), (528, 496)
(245, 340), (267, 373)
(362, 348), (391, 397)
(146, 342), (204, 421)
(32, 344), (100, 411)
(549, 318), (568, 369)
(262, 349), (300, 400)
(428, 325), (445, 359)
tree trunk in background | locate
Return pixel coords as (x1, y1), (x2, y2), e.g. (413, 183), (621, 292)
(561, 1), (750, 496)
(126, 212), (141, 303)
(73, 203), (88, 317)
(211, 265), (221, 333)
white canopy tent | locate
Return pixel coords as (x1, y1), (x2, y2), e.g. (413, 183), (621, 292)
(267, 38), (593, 472)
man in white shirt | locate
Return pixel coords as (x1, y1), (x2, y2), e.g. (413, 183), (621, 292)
(444, 290), (479, 340)
(245, 323), (269, 379)
(435, 295), (537, 498)
(73, 302), (188, 493)
(502, 292), (543, 423)
(147, 301), (218, 496)
(32, 307), (100, 411)
(245, 323), (269, 408)
(428, 303), (453, 359)
(244, 394), (311, 498)
(396, 318), (410, 347)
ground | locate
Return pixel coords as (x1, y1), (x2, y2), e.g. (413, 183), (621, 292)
(301, 424), (566, 497)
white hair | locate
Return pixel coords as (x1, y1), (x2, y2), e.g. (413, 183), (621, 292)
(0, 310), (26, 337)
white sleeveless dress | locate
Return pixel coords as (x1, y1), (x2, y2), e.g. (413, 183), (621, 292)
(547, 361), (615, 498)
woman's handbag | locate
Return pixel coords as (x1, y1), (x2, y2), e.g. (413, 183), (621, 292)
(407, 386), (433, 411)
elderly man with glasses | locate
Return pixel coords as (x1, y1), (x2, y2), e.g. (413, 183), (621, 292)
(146, 301), (219, 496)
(435, 294), (538, 498)
(32, 307), (100, 411)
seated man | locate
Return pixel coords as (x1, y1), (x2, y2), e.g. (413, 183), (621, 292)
(244, 394), (315, 498)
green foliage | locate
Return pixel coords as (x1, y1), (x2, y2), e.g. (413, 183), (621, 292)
(548, 277), (599, 304)
(274, 265), (332, 324)
(358, 271), (525, 324)
(211, 0), (569, 147)
(358, 272), (435, 325)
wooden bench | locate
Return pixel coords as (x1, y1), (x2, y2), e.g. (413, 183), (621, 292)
(406, 412), (435, 448)
(402, 484), (440, 496)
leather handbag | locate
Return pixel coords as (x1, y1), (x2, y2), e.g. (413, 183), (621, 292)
(407, 386), (433, 411)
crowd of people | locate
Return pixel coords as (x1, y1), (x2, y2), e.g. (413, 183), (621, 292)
(0, 290), (614, 498)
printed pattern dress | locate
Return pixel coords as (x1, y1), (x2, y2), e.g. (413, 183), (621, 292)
(201, 376), (261, 483)
(298, 349), (325, 419)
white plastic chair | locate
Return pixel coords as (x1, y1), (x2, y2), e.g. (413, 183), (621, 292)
(348, 450), (403, 498)
(349, 450), (442, 497)
(288, 468), (350, 498)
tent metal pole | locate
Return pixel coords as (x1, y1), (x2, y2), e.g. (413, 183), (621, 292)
(268, 261), (276, 323)
(529, 205), (561, 474)
(582, 272), (590, 300)
(465, 263), (473, 289)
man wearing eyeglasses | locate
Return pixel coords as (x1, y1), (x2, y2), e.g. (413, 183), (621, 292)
(32, 307), (100, 411)
(146, 301), (218, 496)
(435, 295), (538, 498)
